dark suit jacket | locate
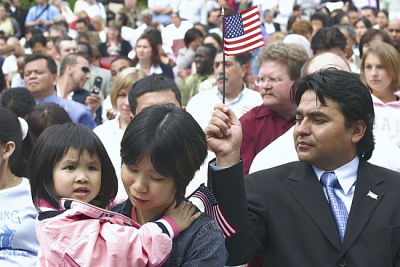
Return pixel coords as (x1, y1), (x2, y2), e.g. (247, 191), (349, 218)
(210, 160), (400, 267)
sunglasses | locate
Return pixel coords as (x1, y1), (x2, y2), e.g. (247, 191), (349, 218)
(81, 66), (90, 73)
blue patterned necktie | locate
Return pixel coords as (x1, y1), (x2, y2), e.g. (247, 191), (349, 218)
(321, 171), (348, 242)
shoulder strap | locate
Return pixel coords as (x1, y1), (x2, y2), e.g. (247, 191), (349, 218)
(33, 5), (49, 21)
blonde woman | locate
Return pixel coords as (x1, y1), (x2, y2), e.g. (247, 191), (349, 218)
(94, 67), (145, 200)
(360, 42), (400, 165)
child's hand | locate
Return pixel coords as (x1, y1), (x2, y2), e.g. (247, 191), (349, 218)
(165, 200), (200, 232)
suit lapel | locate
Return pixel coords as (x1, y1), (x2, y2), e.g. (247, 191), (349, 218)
(340, 160), (384, 255)
(288, 162), (342, 251)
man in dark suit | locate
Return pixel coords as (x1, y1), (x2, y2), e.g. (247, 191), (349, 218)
(206, 69), (400, 266)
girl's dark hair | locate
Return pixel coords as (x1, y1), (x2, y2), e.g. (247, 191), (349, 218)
(27, 102), (72, 139)
(29, 123), (118, 210)
(121, 104), (207, 199)
(0, 107), (22, 176)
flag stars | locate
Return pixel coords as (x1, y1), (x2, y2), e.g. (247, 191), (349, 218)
(225, 14), (244, 38)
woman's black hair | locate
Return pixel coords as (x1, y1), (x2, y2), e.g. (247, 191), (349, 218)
(29, 122), (118, 210)
(0, 107), (22, 176)
(121, 104), (207, 200)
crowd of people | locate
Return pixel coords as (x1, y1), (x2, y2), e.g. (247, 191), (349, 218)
(1, 0), (400, 266)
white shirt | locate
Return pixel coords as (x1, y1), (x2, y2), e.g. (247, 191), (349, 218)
(74, 0), (106, 19)
(313, 157), (359, 213)
(186, 86), (262, 130)
(0, 178), (39, 267)
(93, 118), (127, 200)
(162, 20), (193, 49)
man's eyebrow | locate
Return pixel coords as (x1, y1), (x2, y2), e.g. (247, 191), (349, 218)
(296, 110), (329, 118)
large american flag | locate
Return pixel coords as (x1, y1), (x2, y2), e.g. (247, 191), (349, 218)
(189, 184), (237, 239)
(223, 5), (265, 56)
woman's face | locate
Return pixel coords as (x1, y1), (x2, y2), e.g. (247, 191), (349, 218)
(136, 39), (152, 61)
(364, 53), (394, 94)
(0, 6), (7, 18)
(107, 27), (120, 41)
(377, 12), (388, 29)
(116, 88), (132, 122)
(355, 21), (368, 42)
(121, 156), (177, 222)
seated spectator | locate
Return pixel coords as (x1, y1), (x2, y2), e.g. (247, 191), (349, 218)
(98, 20), (131, 57)
(203, 32), (223, 50)
(354, 17), (373, 45)
(311, 26), (347, 56)
(74, 0), (106, 20)
(179, 43), (217, 105)
(310, 12), (329, 36)
(186, 51), (262, 130)
(29, 33), (47, 54)
(24, 0), (60, 32)
(132, 32), (174, 79)
(358, 28), (393, 58)
(23, 53), (96, 129)
(291, 19), (313, 40)
(0, 3), (21, 38)
(176, 28), (204, 75)
(377, 9), (389, 31)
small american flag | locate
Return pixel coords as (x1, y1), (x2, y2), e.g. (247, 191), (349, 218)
(224, 5), (265, 56)
(189, 184), (237, 239)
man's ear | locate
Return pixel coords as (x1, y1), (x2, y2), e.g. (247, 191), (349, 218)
(351, 120), (367, 144)
(129, 114), (134, 121)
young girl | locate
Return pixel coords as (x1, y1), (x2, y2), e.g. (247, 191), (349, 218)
(28, 122), (200, 267)
(113, 104), (227, 266)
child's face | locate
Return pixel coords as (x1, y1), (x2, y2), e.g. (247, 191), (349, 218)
(121, 157), (177, 221)
(53, 148), (101, 203)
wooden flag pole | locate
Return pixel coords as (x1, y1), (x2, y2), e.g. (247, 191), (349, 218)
(221, 6), (226, 104)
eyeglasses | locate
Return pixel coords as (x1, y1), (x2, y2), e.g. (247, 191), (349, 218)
(255, 76), (282, 86)
(81, 66), (90, 73)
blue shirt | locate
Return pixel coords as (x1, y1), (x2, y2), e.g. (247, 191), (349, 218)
(36, 94), (96, 129)
(25, 4), (60, 32)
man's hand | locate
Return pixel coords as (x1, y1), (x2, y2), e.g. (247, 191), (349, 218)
(205, 104), (242, 167)
(85, 93), (102, 115)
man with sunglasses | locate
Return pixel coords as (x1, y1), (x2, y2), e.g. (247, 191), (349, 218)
(57, 53), (102, 125)
(239, 42), (309, 176)
(24, 53), (96, 128)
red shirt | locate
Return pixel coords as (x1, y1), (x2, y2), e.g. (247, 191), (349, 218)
(240, 105), (295, 175)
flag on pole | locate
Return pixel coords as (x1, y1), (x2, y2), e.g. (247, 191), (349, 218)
(189, 184), (237, 239)
(223, 5), (265, 56)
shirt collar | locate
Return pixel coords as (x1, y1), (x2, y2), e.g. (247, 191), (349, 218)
(35, 93), (58, 103)
(216, 83), (245, 105)
(313, 156), (359, 194)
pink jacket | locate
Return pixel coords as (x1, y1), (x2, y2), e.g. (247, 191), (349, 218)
(36, 199), (180, 267)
